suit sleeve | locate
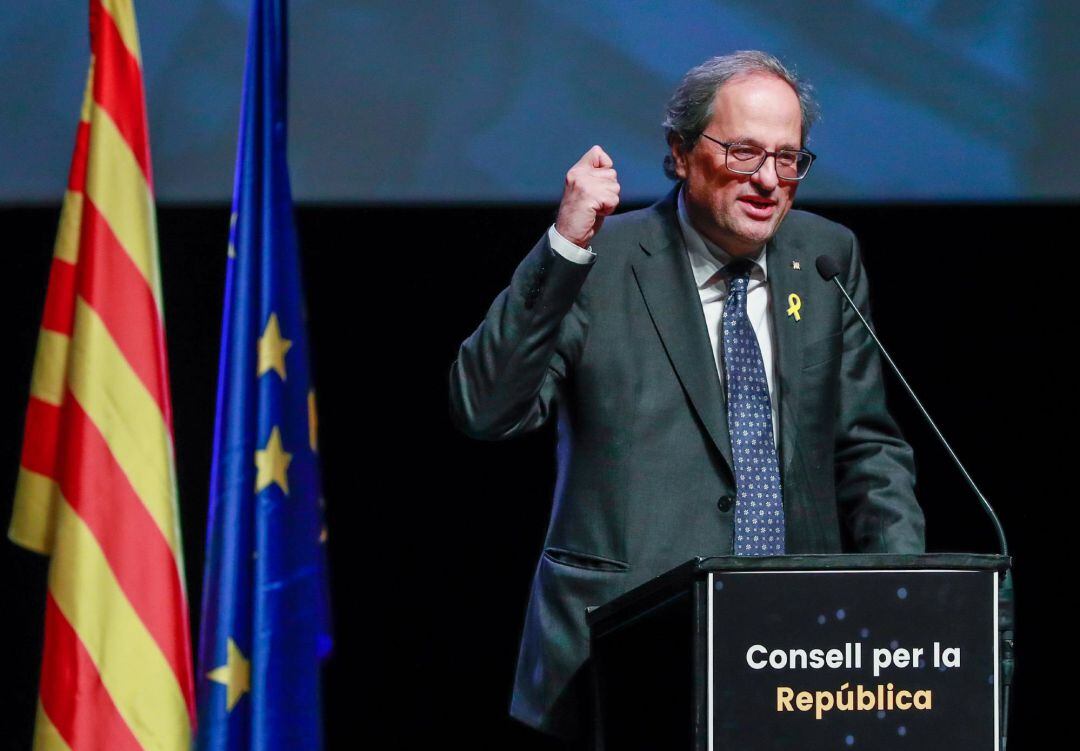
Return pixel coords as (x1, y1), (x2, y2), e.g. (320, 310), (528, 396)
(448, 233), (591, 440)
(834, 233), (926, 553)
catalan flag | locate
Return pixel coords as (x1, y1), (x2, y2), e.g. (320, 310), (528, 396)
(9, 1), (195, 749)
(195, 1), (332, 748)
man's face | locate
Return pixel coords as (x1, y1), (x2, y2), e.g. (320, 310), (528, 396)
(671, 73), (803, 257)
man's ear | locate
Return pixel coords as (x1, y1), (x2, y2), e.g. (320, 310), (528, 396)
(668, 135), (688, 179)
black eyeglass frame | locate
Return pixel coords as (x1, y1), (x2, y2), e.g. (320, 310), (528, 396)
(698, 133), (817, 181)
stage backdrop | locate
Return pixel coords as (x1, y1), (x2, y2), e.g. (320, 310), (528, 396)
(2, 0), (1077, 203)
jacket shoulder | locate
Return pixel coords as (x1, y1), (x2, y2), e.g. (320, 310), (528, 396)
(590, 206), (658, 252)
(774, 209), (861, 273)
(588, 197), (677, 263)
(778, 209), (856, 246)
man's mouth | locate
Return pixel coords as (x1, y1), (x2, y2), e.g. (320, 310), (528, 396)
(737, 195), (777, 219)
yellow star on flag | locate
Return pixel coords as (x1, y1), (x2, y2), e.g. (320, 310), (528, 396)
(207, 637), (251, 711)
(255, 426), (292, 495)
(258, 312), (293, 379)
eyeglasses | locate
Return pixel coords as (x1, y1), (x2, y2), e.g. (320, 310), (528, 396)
(699, 134), (816, 181)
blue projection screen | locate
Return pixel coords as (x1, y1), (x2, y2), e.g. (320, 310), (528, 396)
(2, 0), (1075, 203)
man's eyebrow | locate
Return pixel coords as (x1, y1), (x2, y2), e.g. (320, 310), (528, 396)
(733, 135), (804, 151)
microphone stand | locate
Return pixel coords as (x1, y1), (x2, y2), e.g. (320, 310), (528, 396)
(817, 256), (1014, 750)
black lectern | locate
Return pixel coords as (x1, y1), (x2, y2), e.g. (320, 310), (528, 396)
(587, 554), (1010, 751)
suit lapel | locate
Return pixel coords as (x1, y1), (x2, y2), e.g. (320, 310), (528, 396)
(766, 234), (805, 481)
(631, 193), (734, 477)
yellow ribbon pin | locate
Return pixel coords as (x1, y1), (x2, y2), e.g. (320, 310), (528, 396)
(787, 293), (802, 321)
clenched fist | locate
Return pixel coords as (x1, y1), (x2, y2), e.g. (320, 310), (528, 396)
(555, 145), (620, 249)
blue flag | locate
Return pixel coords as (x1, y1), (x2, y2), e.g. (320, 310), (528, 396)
(196, 1), (331, 748)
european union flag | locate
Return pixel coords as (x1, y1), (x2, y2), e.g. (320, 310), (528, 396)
(196, 1), (331, 748)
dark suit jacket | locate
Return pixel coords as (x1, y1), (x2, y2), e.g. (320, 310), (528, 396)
(448, 187), (925, 740)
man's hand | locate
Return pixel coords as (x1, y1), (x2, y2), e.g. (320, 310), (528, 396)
(555, 145), (620, 249)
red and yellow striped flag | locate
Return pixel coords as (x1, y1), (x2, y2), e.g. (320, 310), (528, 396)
(10, 1), (195, 749)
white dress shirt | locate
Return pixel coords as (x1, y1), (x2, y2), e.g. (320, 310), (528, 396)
(675, 189), (778, 446)
(546, 186), (779, 446)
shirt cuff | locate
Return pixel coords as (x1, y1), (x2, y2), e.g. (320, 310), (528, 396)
(547, 225), (596, 265)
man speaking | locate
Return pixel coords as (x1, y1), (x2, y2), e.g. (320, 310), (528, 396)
(449, 51), (925, 745)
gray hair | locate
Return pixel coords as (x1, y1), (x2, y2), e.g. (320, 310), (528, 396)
(662, 51), (819, 180)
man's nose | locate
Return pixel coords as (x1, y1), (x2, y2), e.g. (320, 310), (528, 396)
(752, 155), (780, 191)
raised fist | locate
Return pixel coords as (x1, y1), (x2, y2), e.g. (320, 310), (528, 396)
(555, 145), (620, 248)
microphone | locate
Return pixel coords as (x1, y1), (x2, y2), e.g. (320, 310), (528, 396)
(816, 254), (1014, 748)
(814, 256), (1007, 554)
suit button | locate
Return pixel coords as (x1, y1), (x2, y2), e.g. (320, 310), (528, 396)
(716, 495), (735, 513)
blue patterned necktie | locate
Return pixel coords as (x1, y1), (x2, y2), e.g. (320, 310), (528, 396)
(722, 260), (785, 555)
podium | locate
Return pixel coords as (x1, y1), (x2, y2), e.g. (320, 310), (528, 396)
(587, 554), (1010, 750)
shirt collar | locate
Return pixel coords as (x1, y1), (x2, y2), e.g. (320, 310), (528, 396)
(677, 184), (768, 290)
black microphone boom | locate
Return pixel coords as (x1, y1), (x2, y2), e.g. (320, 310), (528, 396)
(816, 253), (1014, 750)
(814, 254), (1007, 556)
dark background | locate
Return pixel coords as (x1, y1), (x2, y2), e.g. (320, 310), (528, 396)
(0, 199), (1070, 748)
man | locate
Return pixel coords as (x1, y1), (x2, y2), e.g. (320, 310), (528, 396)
(449, 51), (925, 744)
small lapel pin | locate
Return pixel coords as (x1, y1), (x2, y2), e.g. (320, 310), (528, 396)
(791, 260), (801, 270)
(786, 293), (802, 322)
